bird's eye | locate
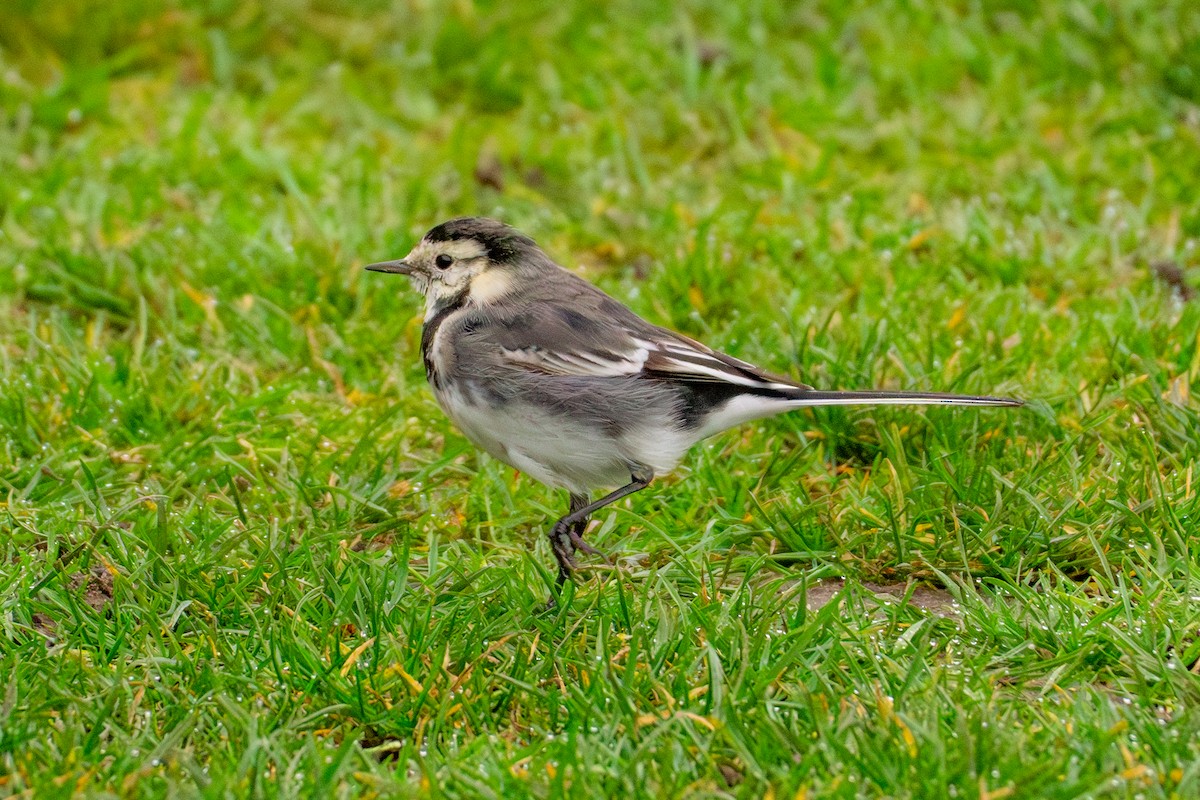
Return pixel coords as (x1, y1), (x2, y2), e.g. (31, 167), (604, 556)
(435, 254), (454, 269)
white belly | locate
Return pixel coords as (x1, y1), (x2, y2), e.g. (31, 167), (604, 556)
(434, 385), (691, 494)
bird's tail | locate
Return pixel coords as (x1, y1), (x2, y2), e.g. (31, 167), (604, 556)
(689, 386), (1021, 439)
(786, 389), (1022, 408)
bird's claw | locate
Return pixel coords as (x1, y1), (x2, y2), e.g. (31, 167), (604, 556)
(550, 522), (579, 570)
(569, 530), (605, 560)
(547, 520), (610, 606)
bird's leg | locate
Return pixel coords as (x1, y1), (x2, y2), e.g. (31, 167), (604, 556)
(566, 493), (603, 557)
(550, 493), (589, 589)
(549, 471), (653, 591)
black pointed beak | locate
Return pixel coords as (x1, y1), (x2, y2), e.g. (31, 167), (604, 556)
(364, 259), (412, 275)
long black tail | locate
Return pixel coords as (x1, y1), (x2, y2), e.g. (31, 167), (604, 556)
(786, 389), (1023, 408)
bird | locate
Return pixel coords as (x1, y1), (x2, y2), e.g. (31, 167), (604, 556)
(365, 217), (1022, 597)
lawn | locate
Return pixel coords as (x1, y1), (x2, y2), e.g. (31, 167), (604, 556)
(1, 0), (1199, 797)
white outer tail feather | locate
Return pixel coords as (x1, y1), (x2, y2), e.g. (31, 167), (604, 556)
(694, 390), (1021, 439)
(785, 390), (1023, 408)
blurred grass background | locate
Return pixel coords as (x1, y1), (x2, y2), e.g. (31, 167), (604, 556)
(1, 1), (1199, 797)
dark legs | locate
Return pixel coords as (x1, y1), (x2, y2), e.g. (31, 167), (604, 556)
(549, 493), (592, 588)
(548, 471), (653, 593)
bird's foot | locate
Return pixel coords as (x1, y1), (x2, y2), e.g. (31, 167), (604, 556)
(546, 518), (613, 608)
(549, 520), (580, 574)
(569, 530), (606, 560)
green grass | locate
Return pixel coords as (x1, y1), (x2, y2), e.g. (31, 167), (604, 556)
(2, 0), (1200, 797)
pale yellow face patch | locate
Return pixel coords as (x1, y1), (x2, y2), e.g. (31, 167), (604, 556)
(467, 269), (513, 305)
(401, 237), (489, 269)
(401, 238), (493, 318)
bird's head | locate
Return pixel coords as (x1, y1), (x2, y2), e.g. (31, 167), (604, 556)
(365, 217), (542, 317)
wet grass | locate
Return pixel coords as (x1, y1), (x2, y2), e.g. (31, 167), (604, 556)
(1, 1), (1199, 797)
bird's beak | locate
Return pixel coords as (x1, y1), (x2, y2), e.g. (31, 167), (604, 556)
(364, 259), (413, 275)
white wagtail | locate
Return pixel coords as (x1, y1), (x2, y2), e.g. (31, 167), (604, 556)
(366, 218), (1022, 594)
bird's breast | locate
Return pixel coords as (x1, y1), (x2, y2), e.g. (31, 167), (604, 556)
(420, 300), (467, 389)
